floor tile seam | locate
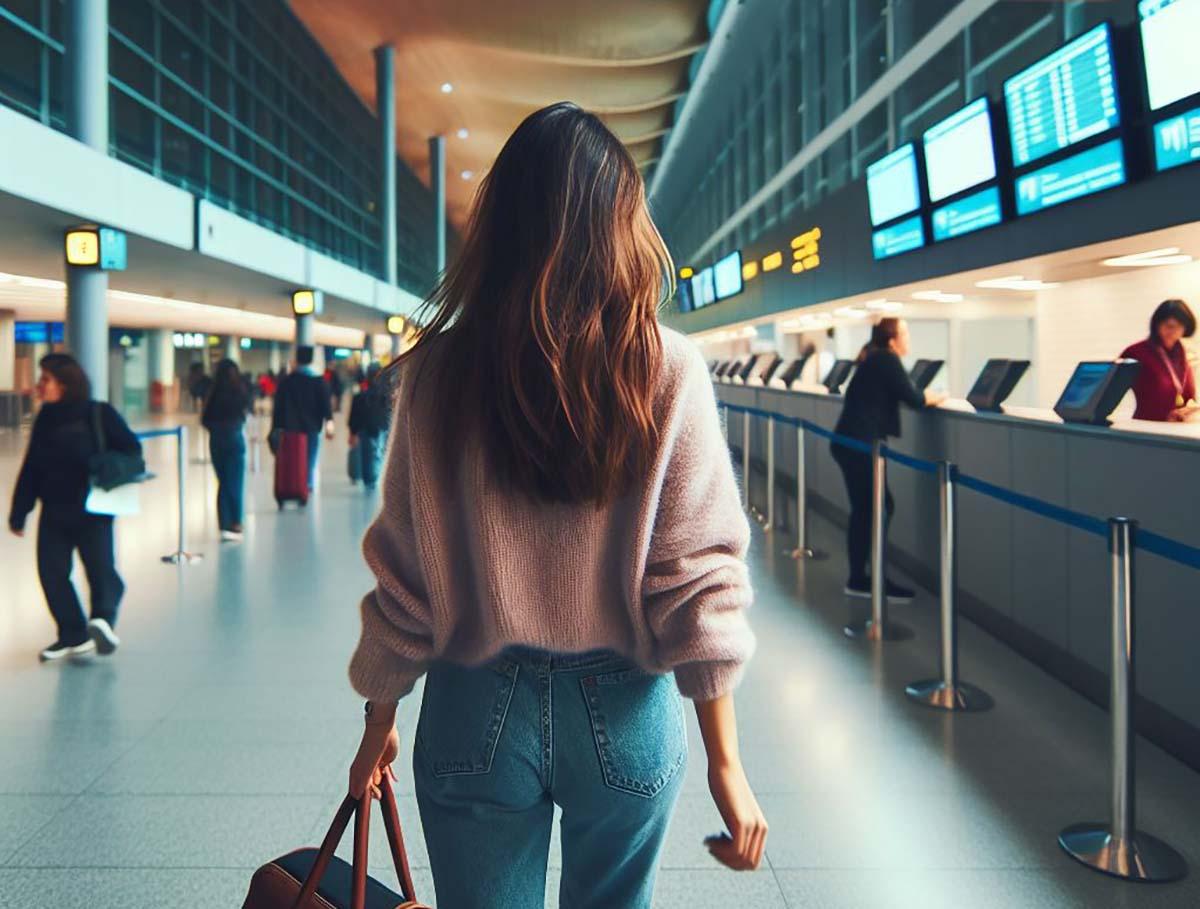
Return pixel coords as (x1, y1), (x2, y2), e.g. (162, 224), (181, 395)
(77, 712), (174, 798)
(764, 851), (794, 908)
(0, 792), (85, 868)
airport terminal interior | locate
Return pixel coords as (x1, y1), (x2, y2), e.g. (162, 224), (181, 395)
(2, 1), (1200, 907)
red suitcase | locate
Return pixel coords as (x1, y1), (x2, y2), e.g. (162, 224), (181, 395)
(274, 430), (309, 508)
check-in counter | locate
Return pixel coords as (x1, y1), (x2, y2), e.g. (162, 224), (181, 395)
(717, 382), (1200, 769)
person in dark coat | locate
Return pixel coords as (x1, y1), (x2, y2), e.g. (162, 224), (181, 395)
(202, 359), (252, 541)
(347, 363), (392, 490)
(832, 318), (945, 602)
(271, 345), (333, 491)
(8, 354), (142, 662)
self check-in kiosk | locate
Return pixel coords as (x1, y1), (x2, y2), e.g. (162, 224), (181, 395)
(967, 359), (1030, 411)
(772, 354), (812, 390)
(909, 359), (944, 391)
(1053, 360), (1141, 426)
(823, 359), (855, 395)
(749, 354), (782, 386)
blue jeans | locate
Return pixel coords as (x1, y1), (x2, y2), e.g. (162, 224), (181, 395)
(305, 431), (320, 491)
(414, 648), (687, 909)
(208, 424), (246, 529)
(359, 430), (384, 488)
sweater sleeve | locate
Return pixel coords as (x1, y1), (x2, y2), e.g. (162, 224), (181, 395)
(887, 353), (926, 409)
(642, 348), (756, 701)
(8, 414), (42, 532)
(348, 391), (434, 702)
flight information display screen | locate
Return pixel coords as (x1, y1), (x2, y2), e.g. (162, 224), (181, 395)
(1015, 139), (1126, 215)
(872, 215), (925, 259)
(14, 322), (64, 344)
(1004, 24), (1120, 168)
(932, 186), (1003, 241)
(866, 144), (921, 227)
(713, 250), (744, 300)
(1141, 0), (1200, 110)
(692, 267), (716, 308)
(676, 278), (695, 313)
(1154, 106), (1200, 170)
(923, 98), (998, 202)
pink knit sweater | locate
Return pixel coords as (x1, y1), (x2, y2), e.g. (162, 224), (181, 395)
(348, 326), (755, 702)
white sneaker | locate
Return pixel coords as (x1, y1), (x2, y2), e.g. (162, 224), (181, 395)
(220, 529), (244, 542)
(40, 639), (96, 662)
(88, 618), (120, 655)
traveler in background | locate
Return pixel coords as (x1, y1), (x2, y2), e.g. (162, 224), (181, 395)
(8, 353), (141, 661)
(347, 363), (391, 490)
(201, 359), (251, 542)
(346, 103), (765, 909)
(187, 362), (211, 412)
(832, 318), (945, 602)
(271, 345), (333, 491)
(325, 365), (346, 414)
(1120, 299), (1197, 422)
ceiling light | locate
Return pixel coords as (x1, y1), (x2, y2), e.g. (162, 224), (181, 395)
(834, 306), (868, 319)
(460, 170), (474, 180)
(911, 290), (963, 303)
(456, 128), (469, 139)
(16, 276), (65, 289)
(974, 275), (1059, 291)
(864, 299), (904, 311)
(440, 82), (454, 94)
(1101, 247), (1193, 267)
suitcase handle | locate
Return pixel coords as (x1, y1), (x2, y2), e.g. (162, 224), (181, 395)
(290, 774), (418, 909)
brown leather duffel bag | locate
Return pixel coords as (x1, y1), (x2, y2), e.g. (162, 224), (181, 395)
(243, 774), (430, 909)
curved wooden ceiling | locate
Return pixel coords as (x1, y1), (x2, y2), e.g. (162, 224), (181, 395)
(290, 0), (709, 226)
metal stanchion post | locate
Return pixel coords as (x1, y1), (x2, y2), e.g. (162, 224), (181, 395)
(250, 415), (260, 474)
(742, 411), (751, 513)
(760, 416), (775, 530)
(161, 425), (203, 565)
(1059, 518), (1186, 882)
(845, 442), (911, 641)
(789, 422), (826, 560)
(906, 462), (992, 710)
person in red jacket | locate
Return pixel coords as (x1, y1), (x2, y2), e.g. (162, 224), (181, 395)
(1120, 299), (1197, 422)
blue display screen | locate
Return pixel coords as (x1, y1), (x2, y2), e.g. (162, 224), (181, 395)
(1005, 24), (1120, 167)
(866, 144), (921, 227)
(713, 251), (744, 300)
(1015, 139), (1125, 215)
(923, 99), (998, 203)
(871, 216), (925, 259)
(1140, 0), (1200, 111)
(932, 186), (1003, 241)
(676, 279), (695, 313)
(1059, 362), (1111, 409)
(1154, 106), (1200, 170)
(692, 267), (716, 308)
(15, 322), (64, 344)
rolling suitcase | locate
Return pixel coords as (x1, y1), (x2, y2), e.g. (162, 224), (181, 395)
(274, 430), (309, 508)
(243, 775), (429, 909)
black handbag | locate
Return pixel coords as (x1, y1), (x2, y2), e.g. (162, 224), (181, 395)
(88, 403), (145, 491)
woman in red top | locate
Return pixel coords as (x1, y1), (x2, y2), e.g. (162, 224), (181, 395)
(1120, 299), (1197, 422)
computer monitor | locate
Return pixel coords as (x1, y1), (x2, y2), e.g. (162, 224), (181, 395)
(749, 354), (781, 386)
(776, 354), (812, 388)
(721, 359), (743, 383)
(967, 359), (1030, 411)
(1140, 0), (1200, 112)
(735, 355), (760, 383)
(823, 360), (855, 394)
(713, 251), (744, 301)
(1053, 360), (1141, 425)
(909, 359), (944, 391)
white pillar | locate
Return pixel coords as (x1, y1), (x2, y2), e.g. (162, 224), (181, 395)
(0, 311), (14, 391)
(146, 328), (174, 413)
(222, 335), (240, 364)
(268, 340), (283, 373)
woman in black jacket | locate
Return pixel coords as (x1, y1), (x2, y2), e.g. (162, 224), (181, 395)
(201, 359), (251, 541)
(8, 354), (142, 661)
(832, 318), (945, 601)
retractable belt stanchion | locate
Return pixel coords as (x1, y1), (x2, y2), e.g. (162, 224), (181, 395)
(788, 421), (826, 560)
(1059, 518), (1186, 882)
(845, 441), (911, 641)
(161, 425), (203, 565)
(741, 410), (751, 513)
(760, 415), (775, 530)
(249, 415), (261, 474)
(906, 462), (992, 710)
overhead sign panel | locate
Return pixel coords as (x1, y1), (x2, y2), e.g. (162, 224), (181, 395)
(932, 186), (1003, 241)
(866, 144), (921, 227)
(1140, 0), (1200, 110)
(923, 98), (998, 203)
(1015, 139), (1126, 215)
(1154, 106), (1200, 170)
(872, 215), (925, 259)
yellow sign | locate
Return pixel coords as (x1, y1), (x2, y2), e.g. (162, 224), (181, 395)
(65, 230), (100, 266)
(292, 290), (316, 315)
(762, 251), (784, 272)
(386, 315), (406, 335)
(742, 260), (759, 282)
(790, 227), (823, 274)
(679, 266), (694, 279)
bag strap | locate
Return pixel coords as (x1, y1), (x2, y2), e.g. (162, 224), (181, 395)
(91, 402), (107, 455)
(290, 776), (419, 909)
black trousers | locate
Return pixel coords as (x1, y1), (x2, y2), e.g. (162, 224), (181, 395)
(832, 443), (894, 584)
(36, 509), (124, 644)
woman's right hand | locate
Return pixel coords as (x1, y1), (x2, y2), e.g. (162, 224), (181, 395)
(706, 759), (768, 870)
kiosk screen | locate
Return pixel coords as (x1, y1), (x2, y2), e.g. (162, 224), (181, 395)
(909, 359), (944, 391)
(823, 360), (855, 394)
(967, 359), (1031, 411)
(1054, 360), (1141, 424)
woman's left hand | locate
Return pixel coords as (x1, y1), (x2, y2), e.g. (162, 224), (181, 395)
(349, 722), (400, 799)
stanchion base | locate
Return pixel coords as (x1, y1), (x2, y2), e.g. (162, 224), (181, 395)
(905, 679), (994, 712)
(788, 547), (828, 561)
(161, 551), (204, 565)
(1059, 824), (1187, 882)
(843, 619), (913, 642)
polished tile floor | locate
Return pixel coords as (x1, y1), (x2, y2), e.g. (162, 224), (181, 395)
(1, 412), (1199, 908)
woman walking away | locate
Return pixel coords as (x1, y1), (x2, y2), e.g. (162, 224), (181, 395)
(8, 354), (141, 661)
(347, 363), (391, 490)
(202, 358), (251, 542)
(832, 318), (946, 601)
(345, 102), (766, 909)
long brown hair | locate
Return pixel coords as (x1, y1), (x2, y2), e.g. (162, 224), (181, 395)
(396, 102), (673, 505)
(857, 317), (903, 363)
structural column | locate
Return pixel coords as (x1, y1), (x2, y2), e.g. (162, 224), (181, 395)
(268, 340), (283, 374)
(0, 310), (15, 392)
(222, 335), (241, 364)
(146, 327), (175, 413)
(429, 135), (447, 275)
(64, 0), (110, 399)
(375, 45), (397, 286)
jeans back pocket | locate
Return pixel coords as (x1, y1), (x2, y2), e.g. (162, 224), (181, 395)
(581, 668), (686, 798)
(417, 660), (519, 777)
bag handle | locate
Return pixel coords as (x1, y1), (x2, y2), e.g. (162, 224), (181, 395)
(290, 775), (418, 909)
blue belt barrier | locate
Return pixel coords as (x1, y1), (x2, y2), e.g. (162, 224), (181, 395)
(1137, 529), (1200, 571)
(135, 427), (180, 440)
(797, 419), (874, 455)
(882, 446), (939, 475)
(954, 470), (1109, 538)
